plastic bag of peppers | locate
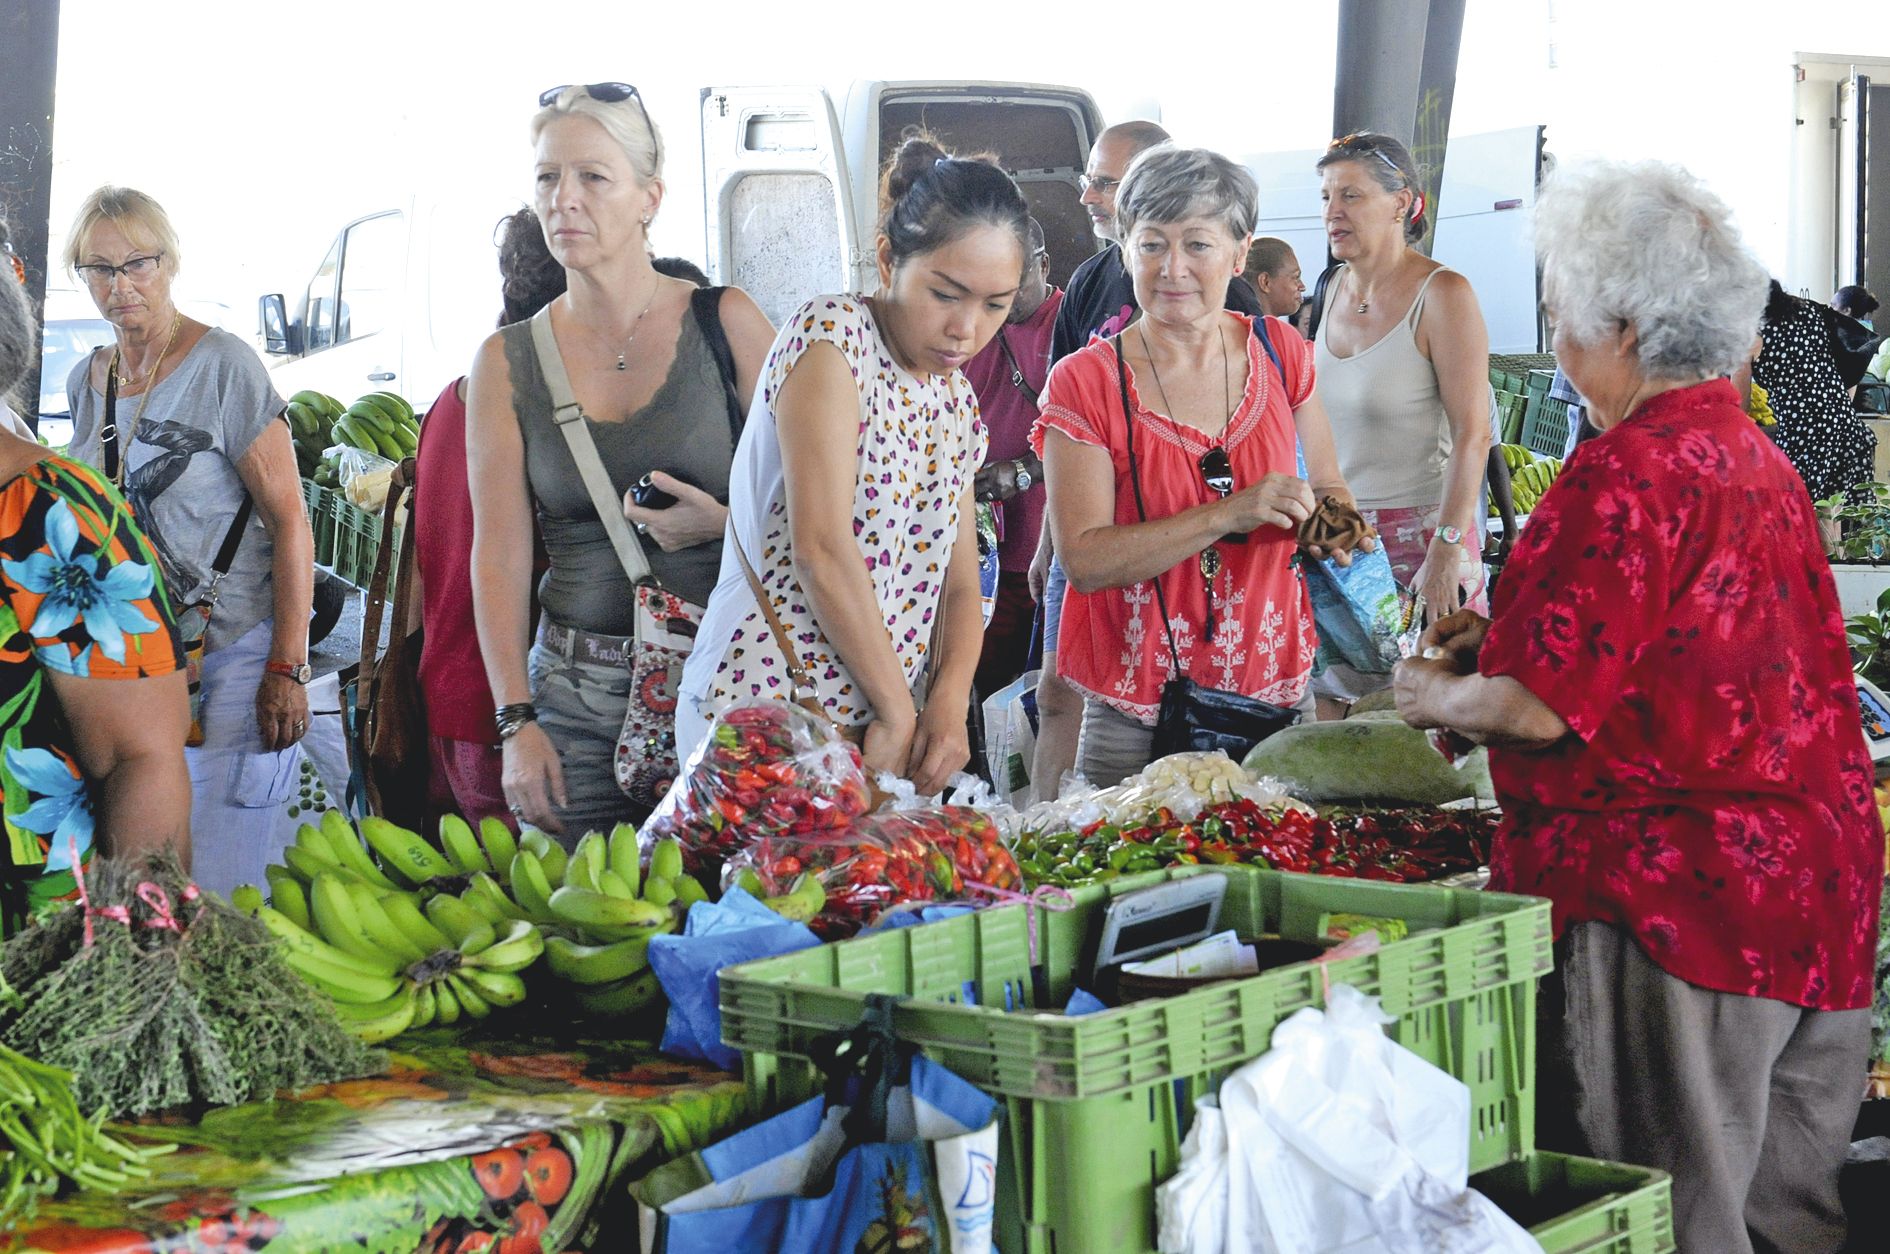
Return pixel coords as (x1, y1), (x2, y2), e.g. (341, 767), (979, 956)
(730, 807), (1023, 938)
(641, 699), (874, 876)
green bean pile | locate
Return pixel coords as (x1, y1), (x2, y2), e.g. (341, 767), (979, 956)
(0, 1041), (172, 1228)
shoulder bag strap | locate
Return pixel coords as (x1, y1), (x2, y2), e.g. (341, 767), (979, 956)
(994, 330), (1040, 406)
(1305, 263), (1340, 342)
(358, 464), (409, 711)
(689, 285), (747, 444)
(101, 357), (121, 483)
(1250, 313), (1284, 382)
(1114, 335), (1183, 679)
(730, 538), (828, 714)
(529, 304), (653, 587)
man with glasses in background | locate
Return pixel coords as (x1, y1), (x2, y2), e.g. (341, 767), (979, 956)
(1029, 122), (1264, 799)
(967, 218), (1062, 707)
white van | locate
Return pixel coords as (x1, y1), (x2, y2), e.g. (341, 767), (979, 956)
(698, 80), (1104, 327)
(257, 193), (523, 412)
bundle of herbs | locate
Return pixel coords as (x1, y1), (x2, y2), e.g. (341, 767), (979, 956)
(0, 853), (383, 1119)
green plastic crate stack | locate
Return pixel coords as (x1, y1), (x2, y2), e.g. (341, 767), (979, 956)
(323, 489), (385, 589)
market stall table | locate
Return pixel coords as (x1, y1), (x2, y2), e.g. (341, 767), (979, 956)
(2, 1030), (746, 1253)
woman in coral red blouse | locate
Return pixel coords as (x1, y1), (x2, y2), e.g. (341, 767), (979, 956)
(1396, 160), (1882, 1254)
(1035, 147), (1370, 786)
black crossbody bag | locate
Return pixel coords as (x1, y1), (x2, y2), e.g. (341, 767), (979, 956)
(1113, 335), (1301, 760)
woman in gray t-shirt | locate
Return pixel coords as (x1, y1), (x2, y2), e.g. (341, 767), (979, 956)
(62, 186), (315, 895)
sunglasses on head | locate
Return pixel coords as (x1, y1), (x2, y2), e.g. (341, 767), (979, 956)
(538, 82), (662, 166)
(1329, 135), (1404, 179)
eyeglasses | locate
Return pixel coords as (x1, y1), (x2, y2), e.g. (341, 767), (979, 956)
(1078, 173), (1121, 196)
(538, 82), (662, 167)
(75, 253), (163, 286)
(1199, 446), (1234, 498)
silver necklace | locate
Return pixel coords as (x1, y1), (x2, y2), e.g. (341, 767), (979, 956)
(604, 275), (659, 371)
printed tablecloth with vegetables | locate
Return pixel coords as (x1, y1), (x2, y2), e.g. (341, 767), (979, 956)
(2, 1031), (744, 1254)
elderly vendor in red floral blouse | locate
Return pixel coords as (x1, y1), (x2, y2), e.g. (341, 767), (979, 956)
(1395, 159), (1881, 1254)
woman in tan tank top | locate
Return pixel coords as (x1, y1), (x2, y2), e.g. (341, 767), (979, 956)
(1313, 134), (1492, 672)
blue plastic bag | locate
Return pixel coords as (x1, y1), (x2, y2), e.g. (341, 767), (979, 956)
(1302, 547), (1405, 675)
(648, 887), (821, 1070)
(632, 998), (1002, 1254)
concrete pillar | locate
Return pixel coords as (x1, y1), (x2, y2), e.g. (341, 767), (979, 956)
(0, 0), (61, 426)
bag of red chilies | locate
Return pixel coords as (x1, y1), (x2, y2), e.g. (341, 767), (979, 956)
(640, 699), (873, 876)
(729, 807), (1023, 938)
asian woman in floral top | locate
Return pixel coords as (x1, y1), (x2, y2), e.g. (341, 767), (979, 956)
(1396, 160), (1881, 1254)
(0, 256), (189, 935)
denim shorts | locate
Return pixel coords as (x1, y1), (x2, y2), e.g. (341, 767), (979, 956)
(1042, 556), (1069, 655)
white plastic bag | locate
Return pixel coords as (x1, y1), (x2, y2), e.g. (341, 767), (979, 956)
(335, 444), (398, 512)
(982, 669), (1040, 807)
(1158, 984), (1541, 1254)
(1157, 1097), (1229, 1254)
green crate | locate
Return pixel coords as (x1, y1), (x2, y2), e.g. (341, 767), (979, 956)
(722, 865), (1551, 1254)
(324, 491), (385, 589)
(1495, 389), (1529, 444)
(302, 480), (336, 566)
(1476, 1151), (1675, 1253)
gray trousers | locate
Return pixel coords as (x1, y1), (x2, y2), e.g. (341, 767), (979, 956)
(1541, 922), (1868, 1254)
(527, 633), (641, 846)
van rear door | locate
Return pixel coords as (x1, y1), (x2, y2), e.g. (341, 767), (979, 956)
(699, 87), (855, 328)
(869, 83), (1103, 289)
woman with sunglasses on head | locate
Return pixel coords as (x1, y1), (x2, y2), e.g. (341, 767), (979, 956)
(1035, 146), (1370, 788)
(677, 135), (1026, 795)
(1312, 133), (1492, 710)
(468, 84), (774, 841)
(62, 187), (313, 897)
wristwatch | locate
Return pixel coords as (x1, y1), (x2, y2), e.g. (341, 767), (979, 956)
(265, 660), (313, 685)
(1435, 525), (1465, 547)
(1013, 462), (1034, 493)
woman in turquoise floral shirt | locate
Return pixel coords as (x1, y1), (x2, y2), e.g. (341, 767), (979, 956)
(0, 261), (189, 935)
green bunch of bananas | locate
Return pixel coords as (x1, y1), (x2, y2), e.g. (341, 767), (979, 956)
(238, 812), (547, 1042)
(286, 390), (345, 482)
(1496, 443), (1534, 474)
(332, 392), (419, 464)
(523, 826), (682, 1019)
(1510, 456), (1563, 514)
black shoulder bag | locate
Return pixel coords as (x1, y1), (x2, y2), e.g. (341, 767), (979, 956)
(1112, 336), (1301, 760)
(688, 285), (747, 443)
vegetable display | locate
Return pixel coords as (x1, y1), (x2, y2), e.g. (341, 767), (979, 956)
(1014, 800), (1495, 889)
(0, 1042), (172, 1228)
(734, 807), (1021, 938)
(641, 701), (873, 875)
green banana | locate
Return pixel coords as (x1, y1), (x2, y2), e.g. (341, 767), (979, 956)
(280, 844), (337, 885)
(347, 400), (394, 435)
(229, 883), (264, 915)
(438, 814), (490, 874)
(446, 973), (491, 1019)
(466, 871), (530, 923)
(762, 874), (827, 923)
(309, 872), (388, 964)
(543, 928), (667, 985)
(649, 836), (684, 884)
(640, 877), (677, 909)
(564, 832), (603, 893)
(282, 946), (405, 1005)
(606, 822), (641, 897)
(457, 965), (528, 1007)
(379, 890), (454, 955)
(508, 850), (561, 924)
(370, 426), (404, 460)
(333, 414), (378, 453)
(344, 879), (430, 966)
(255, 903), (402, 979)
(423, 892), (487, 947)
(332, 986), (419, 1043)
(596, 868), (636, 899)
(361, 816), (455, 886)
(412, 982), (437, 1028)
(320, 811), (403, 891)
(286, 402), (319, 439)
(463, 919), (545, 973)
(731, 867), (766, 899)
(456, 918), (498, 956)
(672, 876), (709, 909)
(388, 421), (419, 457)
(550, 886), (670, 930)
(571, 968), (663, 1017)
(365, 391), (416, 424)
(266, 869), (312, 931)
(521, 830), (568, 883)
(478, 818), (519, 885)
(430, 977), (463, 1025)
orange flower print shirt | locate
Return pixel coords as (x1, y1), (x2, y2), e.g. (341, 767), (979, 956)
(0, 458), (181, 934)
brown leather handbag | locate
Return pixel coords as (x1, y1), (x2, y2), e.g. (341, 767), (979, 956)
(356, 457), (428, 828)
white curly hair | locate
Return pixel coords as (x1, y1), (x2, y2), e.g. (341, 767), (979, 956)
(1534, 159), (1767, 379)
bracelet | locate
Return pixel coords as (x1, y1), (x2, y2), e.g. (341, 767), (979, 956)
(494, 702), (538, 740)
